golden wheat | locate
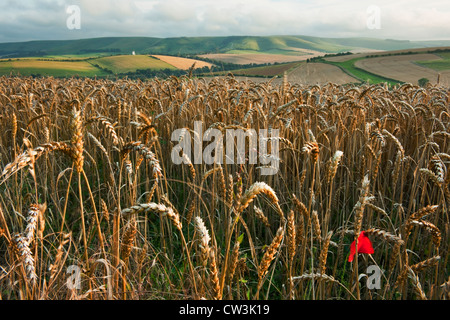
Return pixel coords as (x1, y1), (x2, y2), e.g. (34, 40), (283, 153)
(0, 76), (448, 300)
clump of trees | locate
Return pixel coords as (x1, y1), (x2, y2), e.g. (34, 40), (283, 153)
(418, 77), (429, 87)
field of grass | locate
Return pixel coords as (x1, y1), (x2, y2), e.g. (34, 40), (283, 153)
(437, 52), (450, 59)
(418, 61), (450, 71)
(416, 52), (450, 71)
(0, 59), (106, 77)
(91, 55), (176, 74)
(0, 75), (448, 301)
(42, 53), (114, 59)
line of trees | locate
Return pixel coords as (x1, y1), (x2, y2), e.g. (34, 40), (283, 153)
(79, 48), (121, 53)
(306, 51), (352, 63)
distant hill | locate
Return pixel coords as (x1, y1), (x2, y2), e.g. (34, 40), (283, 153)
(2, 35), (450, 58)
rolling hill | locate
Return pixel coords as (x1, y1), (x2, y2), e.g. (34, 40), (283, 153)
(91, 55), (175, 74)
(1, 35), (450, 86)
(2, 35), (450, 58)
(0, 59), (107, 77)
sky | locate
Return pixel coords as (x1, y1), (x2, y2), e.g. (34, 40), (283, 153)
(0, 0), (450, 43)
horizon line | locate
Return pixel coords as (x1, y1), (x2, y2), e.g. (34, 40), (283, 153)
(3, 34), (450, 45)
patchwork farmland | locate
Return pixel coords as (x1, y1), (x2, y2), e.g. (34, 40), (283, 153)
(0, 35), (449, 301)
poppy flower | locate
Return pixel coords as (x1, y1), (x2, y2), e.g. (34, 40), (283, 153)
(348, 231), (374, 262)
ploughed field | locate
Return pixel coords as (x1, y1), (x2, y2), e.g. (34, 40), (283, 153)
(354, 54), (450, 86)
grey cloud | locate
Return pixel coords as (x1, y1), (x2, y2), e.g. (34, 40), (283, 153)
(0, 0), (449, 43)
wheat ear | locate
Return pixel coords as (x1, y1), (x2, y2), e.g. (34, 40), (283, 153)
(70, 107), (84, 173)
(121, 203), (182, 231)
(238, 182), (284, 223)
(257, 227), (284, 291)
(195, 216), (211, 268)
(13, 234), (37, 286)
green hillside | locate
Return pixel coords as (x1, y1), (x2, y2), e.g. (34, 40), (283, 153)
(0, 59), (107, 77)
(91, 55), (176, 74)
(2, 35), (450, 59)
(416, 51), (450, 71)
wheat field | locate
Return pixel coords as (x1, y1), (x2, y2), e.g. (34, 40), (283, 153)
(0, 74), (448, 300)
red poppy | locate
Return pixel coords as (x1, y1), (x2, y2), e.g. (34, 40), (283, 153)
(348, 231), (374, 262)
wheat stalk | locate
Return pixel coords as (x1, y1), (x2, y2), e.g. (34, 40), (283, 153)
(227, 241), (240, 286)
(13, 234), (37, 286)
(70, 107), (84, 173)
(121, 203), (182, 231)
(121, 221), (137, 263)
(318, 231), (333, 274)
(287, 210), (296, 263)
(237, 182), (283, 223)
(365, 228), (404, 245)
(209, 249), (221, 300)
(410, 220), (441, 248)
(257, 227), (284, 293)
(195, 216), (211, 268)
(253, 206), (271, 228)
(327, 150), (343, 183)
(407, 268), (427, 300)
(302, 141), (319, 163)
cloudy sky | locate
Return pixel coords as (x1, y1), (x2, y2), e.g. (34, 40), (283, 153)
(0, 0), (449, 43)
